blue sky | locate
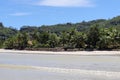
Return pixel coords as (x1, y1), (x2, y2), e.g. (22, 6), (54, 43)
(0, 0), (120, 29)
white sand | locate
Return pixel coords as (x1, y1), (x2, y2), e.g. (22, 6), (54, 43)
(1, 64), (120, 78)
(0, 49), (120, 56)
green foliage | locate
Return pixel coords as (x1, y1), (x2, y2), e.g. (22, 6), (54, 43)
(0, 22), (4, 28)
(0, 23), (17, 47)
(73, 32), (86, 49)
(4, 32), (28, 49)
(67, 28), (78, 48)
(16, 32), (28, 49)
(97, 28), (112, 49)
(98, 27), (120, 49)
(2, 15), (120, 50)
(48, 33), (59, 48)
(3, 36), (15, 49)
(87, 24), (100, 49)
(60, 31), (69, 46)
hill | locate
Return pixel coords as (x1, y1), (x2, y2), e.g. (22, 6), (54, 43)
(0, 23), (17, 47)
(20, 16), (120, 33)
(1, 15), (120, 50)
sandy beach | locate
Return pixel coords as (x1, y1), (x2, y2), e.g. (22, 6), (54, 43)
(0, 49), (120, 56)
(1, 49), (120, 80)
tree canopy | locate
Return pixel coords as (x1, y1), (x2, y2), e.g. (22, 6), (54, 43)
(1, 15), (120, 50)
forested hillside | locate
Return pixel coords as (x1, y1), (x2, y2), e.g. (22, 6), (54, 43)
(0, 23), (17, 47)
(20, 16), (120, 33)
(1, 16), (120, 50)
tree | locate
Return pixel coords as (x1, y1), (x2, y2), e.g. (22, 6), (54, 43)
(97, 27), (120, 49)
(48, 33), (59, 48)
(73, 32), (86, 49)
(67, 28), (78, 48)
(4, 32), (28, 49)
(15, 32), (28, 49)
(40, 32), (50, 44)
(0, 22), (4, 28)
(3, 36), (15, 49)
(60, 31), (69, 47)
(34, 32), (50, 48)
(87, 24), (100, 49)
(115, 31), (120, 48)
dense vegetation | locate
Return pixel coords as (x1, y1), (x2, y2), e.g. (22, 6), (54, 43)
(1, 16), (120, 51)
(0, 23), (17, 48)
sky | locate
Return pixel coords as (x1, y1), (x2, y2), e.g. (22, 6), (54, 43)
(0, 0), (120, 29)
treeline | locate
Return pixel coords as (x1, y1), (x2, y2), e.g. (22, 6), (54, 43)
(20, 16), (120, 33)
(0, 23), (17, 48)
(1, 15), (120, 51)
(2, 25), (120, 51)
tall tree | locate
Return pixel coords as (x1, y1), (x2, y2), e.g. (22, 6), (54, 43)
(60, 31), (69, 47)
(73, 32), (86, 49)
(87, 24), (100, 49)
(48, 33), (59, 48)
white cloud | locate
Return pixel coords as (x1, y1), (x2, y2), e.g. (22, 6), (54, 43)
(36, 0), (94, 7)
(9, 12), (31, 16)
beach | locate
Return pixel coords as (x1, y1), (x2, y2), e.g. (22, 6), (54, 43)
(1, 49), (120, 80)
(0, 49), (120, 56)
